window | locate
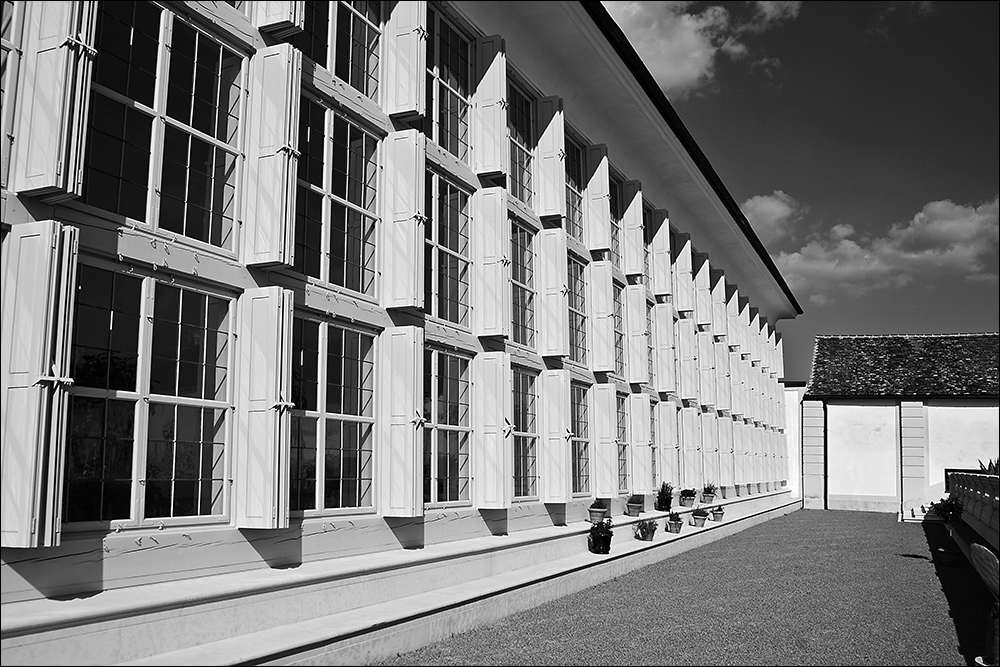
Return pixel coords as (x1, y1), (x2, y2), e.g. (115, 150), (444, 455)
(1, 0), (19, 186)
(423, 6), (471, 161)
(568, 257), (587, 364)
(650, 401), (657, 489)
(616, 393), (628, 493)
(289, 1), (381, 100)
(424, 170), (471, 325)
(564, 136), (585, 243)
(643, 204), (653, 283)
(289, 319), (375, 512)
(647, 301), (655, 386)
(83, 3), (243, 250)
(64, 264), (232, 526)
(570, 382), (590, 494)
(609, 177), (623, 268)
(511, 222), (535, 347)
(512, 368), (538, 498)
(294, 97), (379, 295)
(613, 282), (625, 377)
(507, 81), (533, 206)
(423, 348), (471, 504)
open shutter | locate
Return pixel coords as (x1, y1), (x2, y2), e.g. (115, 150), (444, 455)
(673, 233), (693, 313)
(379, 326), (424, 517)
(537, 228), (568, 357)
(473, 35), (507, 177)
(589, 260), (614, 373)
(384, 0), (427, 119)
(1, 221), (78, 548)
(718, 415), (734, 491)
(622, 181), (643, 275)
(235, 287), (294, 529)
(679, 406), (700, 489)
(657, 400), (679, 486)
(714, 337), (731, 412)
(592, 383), (616, 498)
(701, 408), (718, 486)
(244, 43), (301, 267)
(649, 210), (671, 296)
(677, 317), (698, 401)
(653, 303), (676, 395)
(254, 1), (305, 38)
(774, 334), (784, 381)
(625, 285), (647, 384)
(697, 329), (716, 407)
(584, 144), (610, 252)
(712, 271), (728, 337)
(473, 352), (512, 508)
(535, 96), (565, 219)
(13, 2), (97, 201)
(382, 129), (426, 309)
(472, 187), (509, 337)
(733, 419), (746, 486)
(694, 253), (712, 327)
(726, 285), (741, 353)
(540, 369), (571, 503)
(629, 394), (652, 494)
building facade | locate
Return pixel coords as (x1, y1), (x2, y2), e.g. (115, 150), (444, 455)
(1, 1), (801, 660)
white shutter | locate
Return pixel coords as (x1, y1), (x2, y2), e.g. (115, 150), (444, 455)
(537, 228), (568, 357)
(625, 285), (648, 385)
(714, 338), (731, 412)
(733, 419), (746, 486)
(694, 254), (712, 328)
(589, 260), (614, 373)
(775, 334), (784, 381)
(749, 308), (762, 364)
(701, 409), (718, 486)
(13, 1), (97, 201)
(592, 383), (616, 498)
(629, 394), (652, 494)
(1, 221), (78, 548)
(472, 187), (510, 337)
(584, 144), (610, 252)
(473, 35), (507, 177)
(473, 352), (512, 508)
(649, 210), (671, 296)
(726, 285), (742, 353)
(677, 317), (697, 401)
(657, 400), (678, 486)
(679, 406), (700, 489)
(653, 303), (676, 394)
(382, 129), (426, 309)
(384, 0), (427, 119)
(718, 415), (734, 491)
(235, 287), (294, 529)
(697, 329), (716, 407)
(622, 180), (643, 275)
(712, 271), (728, 337)
(255, 1), (304, 38)
(379, 326), (424, 517)
(243, 43), (301, 267)
(673, 233), (693, 313)
(535, 96), (565, 219)
(540, 369), (571, 503)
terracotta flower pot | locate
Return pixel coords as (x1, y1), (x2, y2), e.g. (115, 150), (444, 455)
(626, 503), (642, 517)
(679, 496), (695, 507)
(691, 515), (707, 527)
(702, 493), (716, 504)
(711, 510), (725, 522)
(588, 507), (608, 523)
(666, 521), (683, 534)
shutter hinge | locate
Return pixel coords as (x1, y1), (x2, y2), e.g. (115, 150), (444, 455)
(413, 26), (429, 39)
(410, 411), (427, 427)
(277, 145), (301, 159)
(61, 35), (97, 59)
(30, 517), (37, 535)
(272, 401), (295, 411)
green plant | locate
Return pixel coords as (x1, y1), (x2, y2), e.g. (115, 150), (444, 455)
(627, 493), (644, 505)
(633, 518), (658, 540)
(679, 487), (697, 498)
(692, 507), (709, 518)
(667, 511), (681, 523)
(655, 482), (674, 511)
(590, 498), (608, 510)
(703, 481), (717, 495)
(930, 495), (964, 524)
(711, 505), (724, 514)
(589, 518), (614, 537)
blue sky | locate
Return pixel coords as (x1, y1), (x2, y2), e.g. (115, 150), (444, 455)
(603, 1), (1000, 381)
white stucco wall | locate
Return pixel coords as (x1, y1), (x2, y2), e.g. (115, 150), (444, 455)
(827, 402), (898, 508)
(784, 386), (805, 500)
(927, 400), (1000, 490)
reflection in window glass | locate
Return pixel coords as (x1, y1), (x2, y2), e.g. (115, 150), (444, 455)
(63, 397), (135, 522)
(423, 349), (470, 504)
(72, 265), (142, 391)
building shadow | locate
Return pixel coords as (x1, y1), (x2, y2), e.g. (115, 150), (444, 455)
(923, 521), (995, 666)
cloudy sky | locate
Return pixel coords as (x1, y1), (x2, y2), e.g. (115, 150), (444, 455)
(603, 1), (1000, 381)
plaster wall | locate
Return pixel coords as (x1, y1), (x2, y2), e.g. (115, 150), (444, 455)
(826, 402), (899, 511)
(926, 401), (1000, 492)
(784, 386), (805, 500)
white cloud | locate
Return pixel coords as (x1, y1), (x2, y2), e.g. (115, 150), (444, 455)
(774, 196), (1000, 304)
(603, 1), (801, 96)
(741, 190), (806, 248)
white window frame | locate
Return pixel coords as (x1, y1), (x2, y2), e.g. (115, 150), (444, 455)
(424, 4), (472, 161)
(423, 346), (472, 506)
(613, 281), (625, 378)
(512, 367), (538, 500)
(616, 392), (628, 493)
(424, 168), (472, 326)
(507, 78), (534, 207)
(568, 255), (587, 365)
(609, 176), (623, 268)
(570, 381), (590, 495)
(564, 134), (585, 243)
(289, 1), (382, 100)
(511, 220), (535, 348)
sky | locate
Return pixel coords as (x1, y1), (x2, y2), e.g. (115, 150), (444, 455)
(603, 1), (1000, 382)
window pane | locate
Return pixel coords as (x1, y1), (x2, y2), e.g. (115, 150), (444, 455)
(63, 397), (135, 522)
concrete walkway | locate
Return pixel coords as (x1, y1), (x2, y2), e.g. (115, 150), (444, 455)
(375, 509), (995, 666)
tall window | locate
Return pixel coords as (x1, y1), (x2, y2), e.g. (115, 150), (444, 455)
(650, 401), (658, 489)
(568, 257), (587, 364)
(643, 204), (653, 283)
(609, 177), (623, 268)
(646, 301), (655, 386)
(570, 382), (590, 494)
(616, 393), (628, 493)
(65, 264), (232, 526)
(84, 2), (243, 249)
(613, 283), (625, 377)
(424, 7), (471, 161)
(512, 369), (538, 499)
(508, 81), (533, 206)
(423, 348), (471, 504)
(0, 0), (19, 187)
(511, 222), (535, 347)
(294, 98), (379, 296)
(289, 1), (381, 100)
(289, 319), (375, 512)
(424, 170), (471, 325)
(564, 137), (585, 243)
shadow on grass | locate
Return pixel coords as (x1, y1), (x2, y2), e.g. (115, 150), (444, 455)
(923, 521), (995, 666)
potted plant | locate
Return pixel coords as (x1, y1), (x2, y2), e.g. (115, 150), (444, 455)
(625, 493), (644, 517)
(691, 506), (709, 527)
(633, 518), (658, 542)
(702, 481), (717, 504)
(665, 511), (683, 534)
(679, 488), (697, 507)
(710, 505), (725, 522)
(588, 518), (614, 554)
(655, 481), (674, 512)
(588, 498), (609, 523)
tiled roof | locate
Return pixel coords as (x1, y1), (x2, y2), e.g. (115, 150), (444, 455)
(805, 333), (1000, 397)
